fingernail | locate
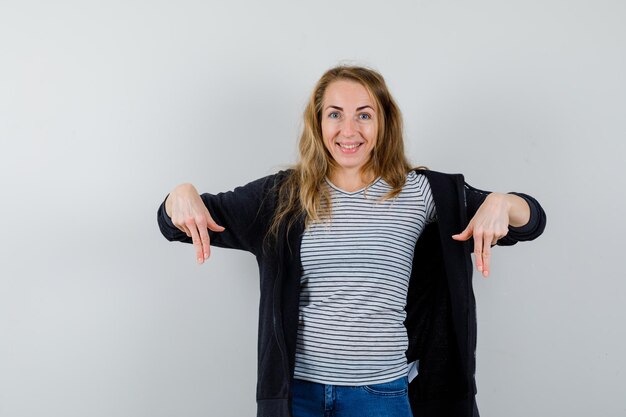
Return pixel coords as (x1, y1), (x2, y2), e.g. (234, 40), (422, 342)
(204, 253), (209, 259)
(197, 257), (203, 264)
(477, 265), (483, 272)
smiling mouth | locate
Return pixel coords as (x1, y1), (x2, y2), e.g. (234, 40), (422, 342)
(336, 142), (363, 154)
(337, 143), (363, 150)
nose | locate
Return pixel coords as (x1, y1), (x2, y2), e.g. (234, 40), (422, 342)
(340, 117), (356, 137)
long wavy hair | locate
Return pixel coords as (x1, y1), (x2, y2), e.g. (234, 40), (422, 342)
(267, 65), (417, 243)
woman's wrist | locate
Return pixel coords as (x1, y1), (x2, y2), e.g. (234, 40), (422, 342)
(165, 183), (197, 218)
(498, 193), (530, 227)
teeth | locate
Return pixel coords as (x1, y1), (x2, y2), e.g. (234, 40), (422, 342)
(339, 143), (360, 149)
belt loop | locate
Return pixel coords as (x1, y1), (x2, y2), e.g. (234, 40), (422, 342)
(324, 383), (335, 415)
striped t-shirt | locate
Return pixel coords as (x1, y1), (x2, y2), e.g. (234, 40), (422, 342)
(294, 171), (437, 386)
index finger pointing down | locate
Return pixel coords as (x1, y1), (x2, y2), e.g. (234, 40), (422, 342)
(199, 224), (211, 260)
(187, 224), (205, 264)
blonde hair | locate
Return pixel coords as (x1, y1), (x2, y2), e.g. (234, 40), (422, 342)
(267, 65), (416, 243)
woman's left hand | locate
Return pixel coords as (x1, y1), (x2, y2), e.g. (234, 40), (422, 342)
(452, 192), (512, 278)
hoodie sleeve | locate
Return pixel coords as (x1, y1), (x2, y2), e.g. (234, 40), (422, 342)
(157, 173), (281, 255)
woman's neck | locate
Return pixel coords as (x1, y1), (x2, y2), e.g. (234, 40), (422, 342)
(327, 168), (376, 193)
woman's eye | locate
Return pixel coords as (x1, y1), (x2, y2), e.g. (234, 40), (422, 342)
(359, 113), (371, 120)
(329, 112), (340, 119)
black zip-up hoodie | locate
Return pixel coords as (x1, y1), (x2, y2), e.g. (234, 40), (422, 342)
(157, 169), (546, 417)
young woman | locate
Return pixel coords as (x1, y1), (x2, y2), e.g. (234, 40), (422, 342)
(157, 66), (546, 417)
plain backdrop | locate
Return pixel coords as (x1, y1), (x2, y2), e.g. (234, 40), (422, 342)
(1, 1), (625, 416)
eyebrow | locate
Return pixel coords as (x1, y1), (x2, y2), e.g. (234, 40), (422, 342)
(325, 105), (375, 112)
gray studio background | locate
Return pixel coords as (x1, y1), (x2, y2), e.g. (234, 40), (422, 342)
(1, 1), (624, 416)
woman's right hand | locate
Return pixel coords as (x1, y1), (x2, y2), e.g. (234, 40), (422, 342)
(165, 183), (225, 264)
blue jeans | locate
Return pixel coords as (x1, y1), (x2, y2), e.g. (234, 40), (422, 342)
(291, 376), (414, 417)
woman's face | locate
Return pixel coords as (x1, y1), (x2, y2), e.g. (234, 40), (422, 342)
(321, 80), (378, 175)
